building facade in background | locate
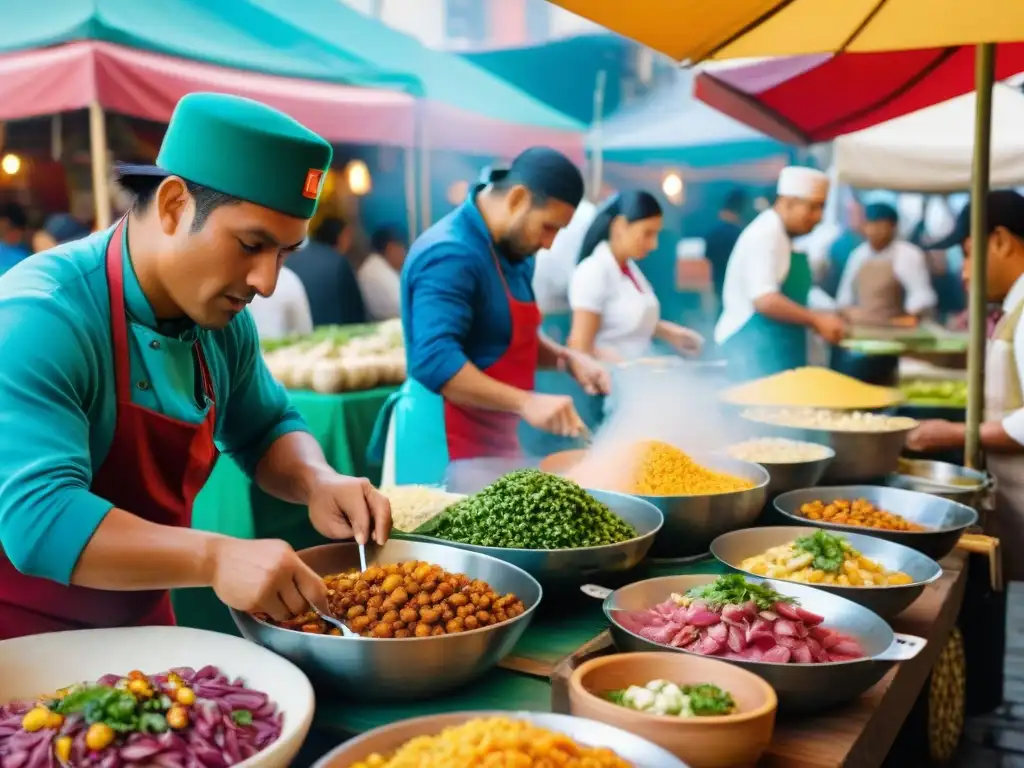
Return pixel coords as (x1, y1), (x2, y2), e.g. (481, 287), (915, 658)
(341, 0), (600, 49)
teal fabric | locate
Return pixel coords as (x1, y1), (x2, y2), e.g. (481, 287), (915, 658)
(391, 379), (450, 486)
(158, 93), (332, 219)
(720, 251), (814, 382)
(246, 0), (583, 131)
(0, 226), (306, 583)
(0, 0), (412, 89)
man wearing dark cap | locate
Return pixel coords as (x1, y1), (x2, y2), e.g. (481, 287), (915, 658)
(288, 215), (366, 326)
(0, 202), (30, 275)
(374, 147), (609, 485)
(835, 200), (936, 325)
(0, 93), (391, 640)
(907, 190), (1024, 579)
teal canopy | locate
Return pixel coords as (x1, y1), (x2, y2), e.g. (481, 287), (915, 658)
(247, 0), (583, 132)
(0, 0), (417, 90)
(594, 71), (788, 167)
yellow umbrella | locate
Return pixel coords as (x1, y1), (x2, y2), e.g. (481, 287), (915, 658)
(546, 1), (1024, 468)
(550, 0), (1024, 62)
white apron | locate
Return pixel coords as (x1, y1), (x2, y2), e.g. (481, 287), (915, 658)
(984, 300), (1024, 579)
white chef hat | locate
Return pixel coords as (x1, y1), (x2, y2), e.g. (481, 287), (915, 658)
(777, 166), (829, 202)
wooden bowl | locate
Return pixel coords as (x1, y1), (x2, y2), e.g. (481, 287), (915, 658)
(569, 652), (777, 768)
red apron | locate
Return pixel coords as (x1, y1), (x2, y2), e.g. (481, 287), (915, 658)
(0, 218), (219, 640)
(443, 244), (541, 460)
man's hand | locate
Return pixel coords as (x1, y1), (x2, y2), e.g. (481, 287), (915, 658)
(520, 393), (588, 437)
(812, 312), (847, 345)
(906, 420), (965, 453)
(307, 474), (392, 546)
(564, 352), (611, 396)
(210, 538), (329, 622)
(660, 322), (704, 356)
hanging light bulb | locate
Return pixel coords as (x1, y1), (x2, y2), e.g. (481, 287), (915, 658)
(345, 160), (372, 196)
(661, 171), (684, 205)
(1, 153), (21, 176)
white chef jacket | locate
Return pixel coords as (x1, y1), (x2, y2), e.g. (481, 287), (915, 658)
(835, 240), (938, 315)
(993, 274), (1024, 443)
(568, 240), (660, 360)
(533, 200), (597, 313)
(714, 209), (836, 345)
(248, 266), (314, 341)
(357, 252), (401, 321)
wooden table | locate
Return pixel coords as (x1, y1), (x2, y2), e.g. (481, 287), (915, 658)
(550, 550), (968, 768)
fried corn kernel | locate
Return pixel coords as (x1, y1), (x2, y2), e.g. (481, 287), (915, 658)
(349, 717), (632, 768)
(631, 440), (754, 496)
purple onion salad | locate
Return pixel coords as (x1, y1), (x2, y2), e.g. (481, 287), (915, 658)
(0, 665), (282, 767)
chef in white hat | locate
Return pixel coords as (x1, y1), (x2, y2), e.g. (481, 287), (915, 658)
(714, 166), (846, 381)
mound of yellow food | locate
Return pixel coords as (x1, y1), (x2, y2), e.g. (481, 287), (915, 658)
(351, 717), (632, 768)
(632, 440), (755, 496)
(723, 367), (903, 409)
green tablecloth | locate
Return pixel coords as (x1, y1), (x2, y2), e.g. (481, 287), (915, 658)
(171, 386), (396, 634)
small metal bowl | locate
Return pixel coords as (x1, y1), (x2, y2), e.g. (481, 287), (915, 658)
(720, 444), (835, 496)
(231, 539), (542, 701)
(398, 489), (664, 587)
(710, 526), (943, 619)
(773, 485), (979, 560)
(887, 458), (991, 510)
(313, 712), (689, 767)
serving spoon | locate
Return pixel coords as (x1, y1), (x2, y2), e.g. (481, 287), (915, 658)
(313, 605), (357, 638)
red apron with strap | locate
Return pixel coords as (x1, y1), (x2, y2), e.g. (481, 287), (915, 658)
(0, 218), (219, 640)
(443, 245), (541, 460)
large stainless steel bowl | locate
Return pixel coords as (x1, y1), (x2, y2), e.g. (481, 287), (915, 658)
(399, 489), (663, 586)
(641, 455), (770, 559)
(313, 712), (689, 767)
(886, 458), (991, 510)
(586, 574), (926, 712)
(773, 486), (978, 560)
(710, 526), (942, 619)
(741, 411), (915, 482)
(231, 539), (542, 701)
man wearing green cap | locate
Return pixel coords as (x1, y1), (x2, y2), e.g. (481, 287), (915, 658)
(0, 93), (391, 640)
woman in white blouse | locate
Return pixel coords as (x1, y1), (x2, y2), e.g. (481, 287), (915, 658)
(567, 191), (703, 362)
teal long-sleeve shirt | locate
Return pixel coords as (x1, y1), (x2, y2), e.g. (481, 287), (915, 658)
(0, 226), (309, 584)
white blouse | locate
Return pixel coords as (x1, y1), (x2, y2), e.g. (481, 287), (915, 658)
(569, 241), (660, 360)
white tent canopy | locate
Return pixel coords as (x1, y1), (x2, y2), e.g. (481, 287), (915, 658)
(834, 83), (1024, 192)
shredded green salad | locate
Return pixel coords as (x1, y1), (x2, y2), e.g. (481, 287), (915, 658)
(605, 680), (736, 717)
(678, 574), (796, 610)
(793, 530), (856, 573)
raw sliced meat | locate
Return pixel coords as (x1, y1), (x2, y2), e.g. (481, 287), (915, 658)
(727, 625), (747, 653)
(762, 646), (792, 663)
(639, 624), (677, 645)
(773, 619), (798, 638)
(774, 602), (804, 622)
(697, 635), (724, 655)
(831, 639), (865, 657)
(686, 604), (722, 627)
(721, 604), (748, 625)
(791, 644), (814, 663)
(707, 623), (729, 644)
(795, 606), (824, 626)
(759, 610), (778, 622)
(670, 625), (698, 648)
(742, 600), (759, 619)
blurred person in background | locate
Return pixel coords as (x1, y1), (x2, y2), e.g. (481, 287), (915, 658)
(287, 215), (366, 326)
(31, 213), (91, 253)
(0, 203), (31, 275)
(358, 226), (406, 321)
(567, 190), (703, 362)
(248, 265), (314, 341)
(715, 167), (846, 381)
(906, 190), (1024, 579)
(819, 195), (865, 297)
(835, 201), (937, 325)
(704, 188), (747, 305)
(372, 148), (610, 486)
(532, 197), (597, 320)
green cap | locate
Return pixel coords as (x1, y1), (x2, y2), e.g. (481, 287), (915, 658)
(154, 93), (333, 220)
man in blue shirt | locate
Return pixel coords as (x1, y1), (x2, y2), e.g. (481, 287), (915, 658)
(0, 202), (31, 275)
(378, 148), (609, 485)
(0, 93), (391, 639)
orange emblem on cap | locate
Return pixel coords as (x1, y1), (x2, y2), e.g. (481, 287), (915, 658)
(302, 169), (324, 200)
